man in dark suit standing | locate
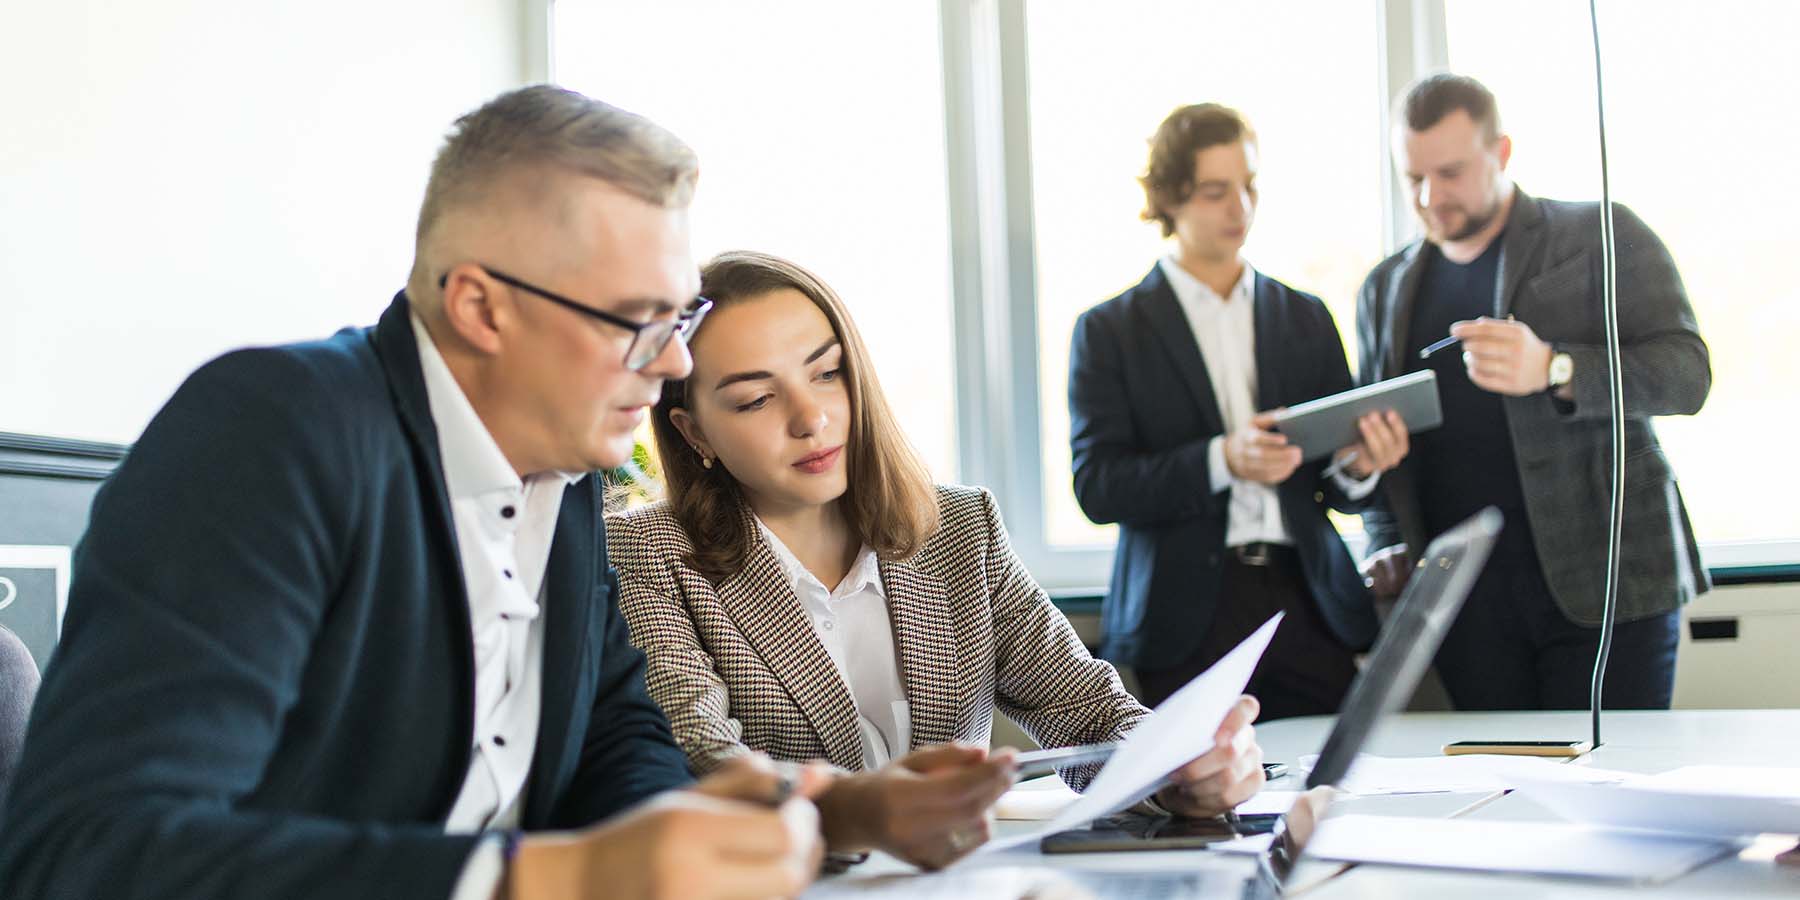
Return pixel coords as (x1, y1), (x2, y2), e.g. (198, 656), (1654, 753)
(0, 86), (823, 900)
(1357, 74), (1710, 710)
(1069, 104), (1410, 717)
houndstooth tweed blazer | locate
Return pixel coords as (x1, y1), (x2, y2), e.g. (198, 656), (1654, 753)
(607, 484), (1149, 790)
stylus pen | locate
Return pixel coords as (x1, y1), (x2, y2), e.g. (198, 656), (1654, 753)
(1013, 741), (1123, 780)
(1320, 451), (1359, 480)
(1418, 335), (1462, 359)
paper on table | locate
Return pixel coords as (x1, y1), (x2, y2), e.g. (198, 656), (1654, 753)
(978, 613), (1283, 852)
(1300, 753), (1634, 795)
(1235, 790), (1302, 816)
(805, 866), (1052, 898)
(1517, 777), (1800, 840)
(1628, 765), (1800, 799)
(995, 782), (1297, 822)
(993, 778), (1079, 820)
(1303, 814), (1737, 883)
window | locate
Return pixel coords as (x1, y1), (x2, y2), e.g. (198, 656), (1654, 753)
(551, 0), (1797, 583)
(554, 0), (960, 481)
(1445, 0), (1800, 564)
(1025, 0), (1385, 549)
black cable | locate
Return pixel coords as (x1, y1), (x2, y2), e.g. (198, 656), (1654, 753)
(1587, 0), (1625, 751)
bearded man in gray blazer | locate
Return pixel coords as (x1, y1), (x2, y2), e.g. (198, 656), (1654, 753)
(1356, 74), (1710, 711)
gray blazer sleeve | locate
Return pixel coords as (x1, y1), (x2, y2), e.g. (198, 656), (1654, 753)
(1554, 203), (1710, 420)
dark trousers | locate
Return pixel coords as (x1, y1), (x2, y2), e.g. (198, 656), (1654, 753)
(1433, 539), (1680, 711)
(1135, 547), (1357, 720)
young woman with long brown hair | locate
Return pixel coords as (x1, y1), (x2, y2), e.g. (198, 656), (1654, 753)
(607, 251), (1265, 870)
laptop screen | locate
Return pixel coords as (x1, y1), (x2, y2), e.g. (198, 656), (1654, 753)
(1245, 507), (1502, 897)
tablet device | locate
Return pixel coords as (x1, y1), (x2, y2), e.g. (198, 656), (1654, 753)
(1269, 370), (1443, 461)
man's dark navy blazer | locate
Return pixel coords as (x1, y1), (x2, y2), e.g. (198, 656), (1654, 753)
(0, 294), (692, 900)
(1069, 265), (1378, 671)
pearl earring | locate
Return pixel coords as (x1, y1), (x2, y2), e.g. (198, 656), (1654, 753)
(702, 456), (714, 470)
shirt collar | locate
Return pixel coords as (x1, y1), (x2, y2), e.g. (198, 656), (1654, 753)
(1159, 255), (1256, 308)
(754, 516), (884, 601)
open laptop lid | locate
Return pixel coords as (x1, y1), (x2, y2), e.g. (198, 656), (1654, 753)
(1245, 506), (1503, 898)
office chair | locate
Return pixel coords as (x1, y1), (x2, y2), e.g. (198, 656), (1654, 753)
(0, 624), (41, 811)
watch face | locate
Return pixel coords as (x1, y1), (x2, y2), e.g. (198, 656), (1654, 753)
(1550, 353), (1573, 386)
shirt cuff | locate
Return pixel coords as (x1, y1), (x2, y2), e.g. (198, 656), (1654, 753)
(1207, 436), (1231, 495)
(449, 833), (505, 900)
(1331, 464), (1381, 500)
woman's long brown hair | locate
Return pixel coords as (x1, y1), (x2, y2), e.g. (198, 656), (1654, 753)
(650, 250), (940, 583)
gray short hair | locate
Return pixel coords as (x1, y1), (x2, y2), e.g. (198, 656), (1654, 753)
(415, 84), (699, 245)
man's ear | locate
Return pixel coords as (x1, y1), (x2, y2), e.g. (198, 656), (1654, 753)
(439, 264), (506, 356)
(668, 407), (712, 459)
(1494, 134), (1514, 171)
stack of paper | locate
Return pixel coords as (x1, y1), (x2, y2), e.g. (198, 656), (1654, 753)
(1516, 765), (1800, 839)
(1303, 815), (1737, 883)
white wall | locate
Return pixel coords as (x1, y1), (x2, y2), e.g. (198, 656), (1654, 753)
(0, 0), (531, 444)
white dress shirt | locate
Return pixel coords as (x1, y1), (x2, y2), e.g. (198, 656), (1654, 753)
(756, 519), (911, 769)
(411, 316), (577, 900)
(1157, 256), (1377, 549)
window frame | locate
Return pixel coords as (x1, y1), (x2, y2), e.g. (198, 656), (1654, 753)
(543, 0), (1798, 588)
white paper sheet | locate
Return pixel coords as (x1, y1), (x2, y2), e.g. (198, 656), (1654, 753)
(1518, 778), (1800, 839)
(1304, 814), (1738, 883)
(1301, 753), (1634, 795)
(978, 613), (1283, 852)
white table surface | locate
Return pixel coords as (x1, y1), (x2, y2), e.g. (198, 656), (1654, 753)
(810, 710), (1800, 898)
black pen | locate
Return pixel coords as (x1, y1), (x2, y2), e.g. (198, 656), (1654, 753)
(1418, 335), (1462, 359)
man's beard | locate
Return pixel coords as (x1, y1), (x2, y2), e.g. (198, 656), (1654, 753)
(1428, 196), (1502, 242)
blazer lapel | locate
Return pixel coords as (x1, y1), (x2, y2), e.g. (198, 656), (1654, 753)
(1494, 187), (1548, 318)
(1381, 244), (1430, 380)
(1135, 265), (1227, 436)
(719, 511), (865, 771)
(879, 559), (961, 750)
(1250, 273), (1284, 410)
(524, 478), (597, 817)
(369, 291), (476, 812)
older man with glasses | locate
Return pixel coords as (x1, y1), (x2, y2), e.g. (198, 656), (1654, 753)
(0, 86), (823, 900)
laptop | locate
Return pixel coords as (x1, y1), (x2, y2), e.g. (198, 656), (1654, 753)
(1036, 507), (1504, 898)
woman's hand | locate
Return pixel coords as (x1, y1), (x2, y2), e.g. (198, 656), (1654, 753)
(1154, 694), (1265, 817)
(815, 743), (1018, 870)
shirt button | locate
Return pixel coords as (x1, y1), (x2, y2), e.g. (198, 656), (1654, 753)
(500, 506), (516, 519)
(493, 735), (507, 747)
(503, 569), (513, 579)
(821, 619), (836, 631)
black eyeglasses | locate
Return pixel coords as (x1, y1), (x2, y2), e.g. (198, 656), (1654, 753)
(438, 265), (712, 371)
